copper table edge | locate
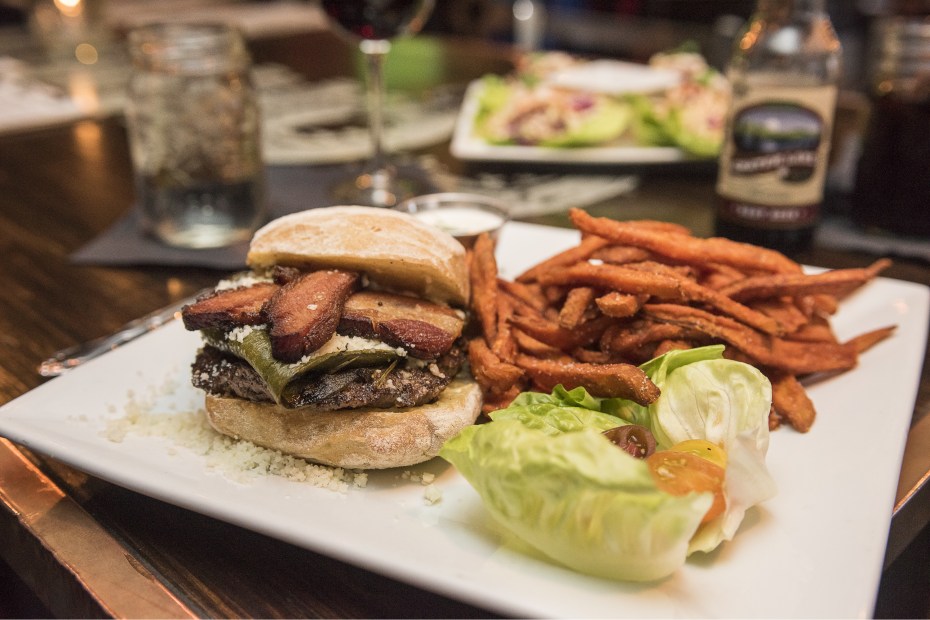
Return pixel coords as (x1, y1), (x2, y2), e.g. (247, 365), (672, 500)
(0, 438), (198, 619)
(887, 413), (930, 566)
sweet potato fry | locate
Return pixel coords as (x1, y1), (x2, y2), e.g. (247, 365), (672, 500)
(491, 293), (518, 363)
(749, 297), (810, 335)
(559, 287), (596, 329)
(468, 337), (523, 396)
(642, 303), (858, 375)
(515, 354), (660, 405)
(481, 384), (524, 414)
(785, 314), (837, 343)
(470, 233), (499, 343)
(653, 339), (694, 356)
(572, 348), (614, 364)
(844, 325), (896, 354)
(595, 292), (645, 318)
(719, 259), (892, 302)
(516, 234), (610, 283)
(570, 208), (802, 274)
(600, 320), (701, 358)
(624, 260), (697, 280)
(805, 293), (839, 316)
(677, 278), (784, 335)
(513, 329), (567, 359)
(607, 219), (693, 236)
(537, 262), (684, 300)
(699, 263), (748, 290)
(769, 371), (817, 433)
(589, 245), (652, 265)
(510, 313), (613, 352)
(498, 278), (548, 313)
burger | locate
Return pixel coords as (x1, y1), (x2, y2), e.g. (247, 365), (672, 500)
(180, 206), (482, 469)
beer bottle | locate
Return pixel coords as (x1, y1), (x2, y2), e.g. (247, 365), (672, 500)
(714, 0), (842, 253)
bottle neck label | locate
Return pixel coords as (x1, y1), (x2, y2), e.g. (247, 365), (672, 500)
(717, 84), (837, 213)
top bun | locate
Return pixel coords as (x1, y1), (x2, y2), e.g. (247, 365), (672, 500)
(247, 206), (470, 306)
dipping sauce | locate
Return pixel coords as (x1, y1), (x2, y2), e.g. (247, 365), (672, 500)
(397, 193), (509, 247)
(413, 205), (506, 237)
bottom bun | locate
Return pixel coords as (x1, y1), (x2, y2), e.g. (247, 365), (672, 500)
(204, 378), (482, 469)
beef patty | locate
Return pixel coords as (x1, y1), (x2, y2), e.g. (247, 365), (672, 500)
(192, 340), (466, 412)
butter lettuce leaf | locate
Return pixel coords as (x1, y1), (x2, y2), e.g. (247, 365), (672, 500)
(441, 420), (711, 582)
(440, 345), (775, 580)
(642, 347), (776, 553)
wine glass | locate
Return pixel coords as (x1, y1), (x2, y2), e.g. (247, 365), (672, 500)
(321, 0), (435, 207)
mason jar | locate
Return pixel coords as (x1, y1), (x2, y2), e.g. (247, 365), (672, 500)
(125, 23), (266, 248)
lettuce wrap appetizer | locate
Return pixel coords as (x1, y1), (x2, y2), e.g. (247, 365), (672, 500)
(475, 75), (631, 147)
(440, 345), (776, 582)
(627, 51), (730, 157)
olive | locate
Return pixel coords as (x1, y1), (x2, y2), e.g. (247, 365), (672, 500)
(602, 424), (657, 459)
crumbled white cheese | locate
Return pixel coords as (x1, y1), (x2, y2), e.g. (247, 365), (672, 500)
(427, 363), (445, 379)
(227, 324), (265, 343)
(307, 304), (318, 311)
(214, 273), (274, 291)
(102, 376), (365, 492)
(423, 484), (442, 505)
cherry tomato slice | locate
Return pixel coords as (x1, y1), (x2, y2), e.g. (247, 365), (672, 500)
(667, 439), (728, 469)
(602, 424), (656, 459)
(646, 450), (726, 524)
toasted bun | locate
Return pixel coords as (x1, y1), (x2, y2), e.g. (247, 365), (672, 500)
(203, 378), (482, 469)
(247, 206), (469, 307)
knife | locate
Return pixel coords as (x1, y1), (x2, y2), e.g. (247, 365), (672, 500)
(38, 291), (205, 377)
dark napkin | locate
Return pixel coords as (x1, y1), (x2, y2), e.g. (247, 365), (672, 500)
(816, 215), (930, 263)
(71, 164), (436, 270)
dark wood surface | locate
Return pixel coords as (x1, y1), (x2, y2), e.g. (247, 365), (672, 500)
(0, 29), (929, 618)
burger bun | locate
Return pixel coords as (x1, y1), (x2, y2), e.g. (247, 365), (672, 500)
(204, 378), (483, 469)
(247, 205), (470, 307)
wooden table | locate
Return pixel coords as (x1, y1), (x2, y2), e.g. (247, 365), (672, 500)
(0, 29), (928, 618)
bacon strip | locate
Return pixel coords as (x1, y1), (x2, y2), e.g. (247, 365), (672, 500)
(340, 291), (464, 359)
(181, 282), (279, 331)
(265, 270), (359, 363)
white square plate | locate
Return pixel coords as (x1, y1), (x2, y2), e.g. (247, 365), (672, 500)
(450, 80), (690, 164)
(1, 222), (927, 618)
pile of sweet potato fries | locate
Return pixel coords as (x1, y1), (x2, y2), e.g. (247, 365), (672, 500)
(467, 208), (895, 432)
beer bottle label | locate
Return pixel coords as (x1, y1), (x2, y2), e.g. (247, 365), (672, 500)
(717, 84), (837, 228)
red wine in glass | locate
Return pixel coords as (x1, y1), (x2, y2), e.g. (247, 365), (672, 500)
(322, 0), (431, 40)
(321, 0), (435, 207)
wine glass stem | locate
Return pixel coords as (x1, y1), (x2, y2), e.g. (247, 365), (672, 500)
(361, 40), (391, 176)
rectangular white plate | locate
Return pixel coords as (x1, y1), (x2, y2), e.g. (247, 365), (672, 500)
(2, 222), (928, 618)
(450, 80), (690, 164)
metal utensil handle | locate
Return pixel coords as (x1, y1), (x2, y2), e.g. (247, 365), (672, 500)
(37, 294), (202, 377)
